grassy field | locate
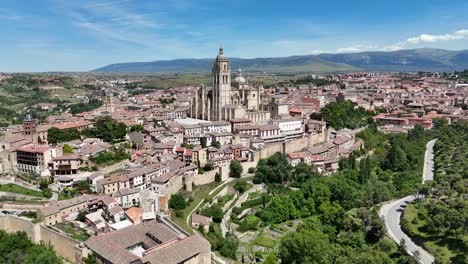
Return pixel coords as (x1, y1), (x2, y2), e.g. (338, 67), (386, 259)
(403, 203), (467, 264)
(0, 184), (44, 197)
(254, 234), (277, 248)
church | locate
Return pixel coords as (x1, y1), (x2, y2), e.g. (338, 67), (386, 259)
(190, 48), (288, 123)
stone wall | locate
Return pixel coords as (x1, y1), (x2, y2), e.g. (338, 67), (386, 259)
(98, 160), (130, 174)
(0, 202), (45, 210)
(0, 215), (38, 241)
(257, 131), (327, 160)
(193, 170), (217, 186)
(241, 161), (258, 174)
(192, 132), (327, 187)
(39, 224), (84, 262)
(0, 215), (85, 263)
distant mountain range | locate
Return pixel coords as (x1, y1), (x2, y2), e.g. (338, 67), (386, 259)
(93, 48), (468, 73)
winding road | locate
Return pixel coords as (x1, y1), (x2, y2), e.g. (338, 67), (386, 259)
(380, 139), (436, 264)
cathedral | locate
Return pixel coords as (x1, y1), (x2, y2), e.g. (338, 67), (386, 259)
(191, 48), (287, 122)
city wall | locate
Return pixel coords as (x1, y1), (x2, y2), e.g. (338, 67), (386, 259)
(192, 132), (327, 187)
(258, 132), (326, 160)
(193, 170), (217, 186)
(0, 202), (45, 210)
(0, 215), (86, 263)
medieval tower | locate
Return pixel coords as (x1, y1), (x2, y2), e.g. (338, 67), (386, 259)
(212, 47), (231, 121)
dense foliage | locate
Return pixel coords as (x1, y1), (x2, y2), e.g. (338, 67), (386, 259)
(0, 230), (63, 263)
(69, 99), (103, 114)
(251, 125), (432, 263)
(229, 160), (243, 178)
(169, 194), (187, 210)
(311, 100), (375, 130)
(47, 127), (81, 144)
(82, 116), (127, 143)
(90, 148), (130, 166)
(403, 121), (467, 263)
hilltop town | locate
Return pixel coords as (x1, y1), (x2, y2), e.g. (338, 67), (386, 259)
(0, 49), (467, 264)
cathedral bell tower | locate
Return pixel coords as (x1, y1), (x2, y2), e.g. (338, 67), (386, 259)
(212, 47), (231, 121)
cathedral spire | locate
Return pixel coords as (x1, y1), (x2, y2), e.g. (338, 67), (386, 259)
(219, 44), (224, 55)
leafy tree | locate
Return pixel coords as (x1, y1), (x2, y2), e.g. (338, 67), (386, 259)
(233, 180), (249, 193)
(129, 124), (144, 132)
(169, 194), (186, 210)
(47, 127), (81, 144)
(279, 228), (334, 264)
(383, 141), (408, 172)
(314, 100), (376, 130)
(76, 211), (87, 222)
(229, 160), (243, 178)
(181, 143), (194, 149)
(63, 144), (74, 154)
(254, 153), (293, 184)
(203, 163), (213, 171)
(219, 235), (239, 259)
(211, 141), (221, 149)
(83, 253), (98, 264)
(200, 205), (223, 223)
(83, 116), (127, 143)
(0, 230), (63, 263)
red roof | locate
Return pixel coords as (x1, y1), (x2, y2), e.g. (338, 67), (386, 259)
(16, 144), (49, 153)
(288, 152), (306, 159)
(175, 147), (186, 152)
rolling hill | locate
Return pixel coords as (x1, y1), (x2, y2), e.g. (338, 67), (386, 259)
(93, 48), (468, 73)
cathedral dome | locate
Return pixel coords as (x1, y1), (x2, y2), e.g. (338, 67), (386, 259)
(216, 47), (226, 60)
(234, 68), (246, 84)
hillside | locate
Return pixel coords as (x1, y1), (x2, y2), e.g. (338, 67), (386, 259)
(93, 48), (468, 73)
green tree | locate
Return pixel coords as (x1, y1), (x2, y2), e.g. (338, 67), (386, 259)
(83, 253), (98, 264)
(229, 160), (243, 178)
(63, 144), (74, 154)
(254, 153), (293, 184)
(83, 116), (127, 143)
(47, 127), (81, 145)
(169, 194), (186, 210)
(279, 229), (333, 264)
(211, 141), (221, 149)
(219, 235), (239, 259)
(129, 124), (144, 132)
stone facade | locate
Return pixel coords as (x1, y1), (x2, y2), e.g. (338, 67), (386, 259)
(191, 48), (267, 122)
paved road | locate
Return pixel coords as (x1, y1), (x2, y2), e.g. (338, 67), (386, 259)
(422, 139), (436, 182)
(380, 139), (437, 264)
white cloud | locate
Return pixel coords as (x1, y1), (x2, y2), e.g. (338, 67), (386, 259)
(308, 49), (325, 55)
(336, 44), (377, 53)
(406, 29), (468, 44)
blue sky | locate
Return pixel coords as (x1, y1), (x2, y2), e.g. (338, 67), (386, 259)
(1, 0), (468, 72)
